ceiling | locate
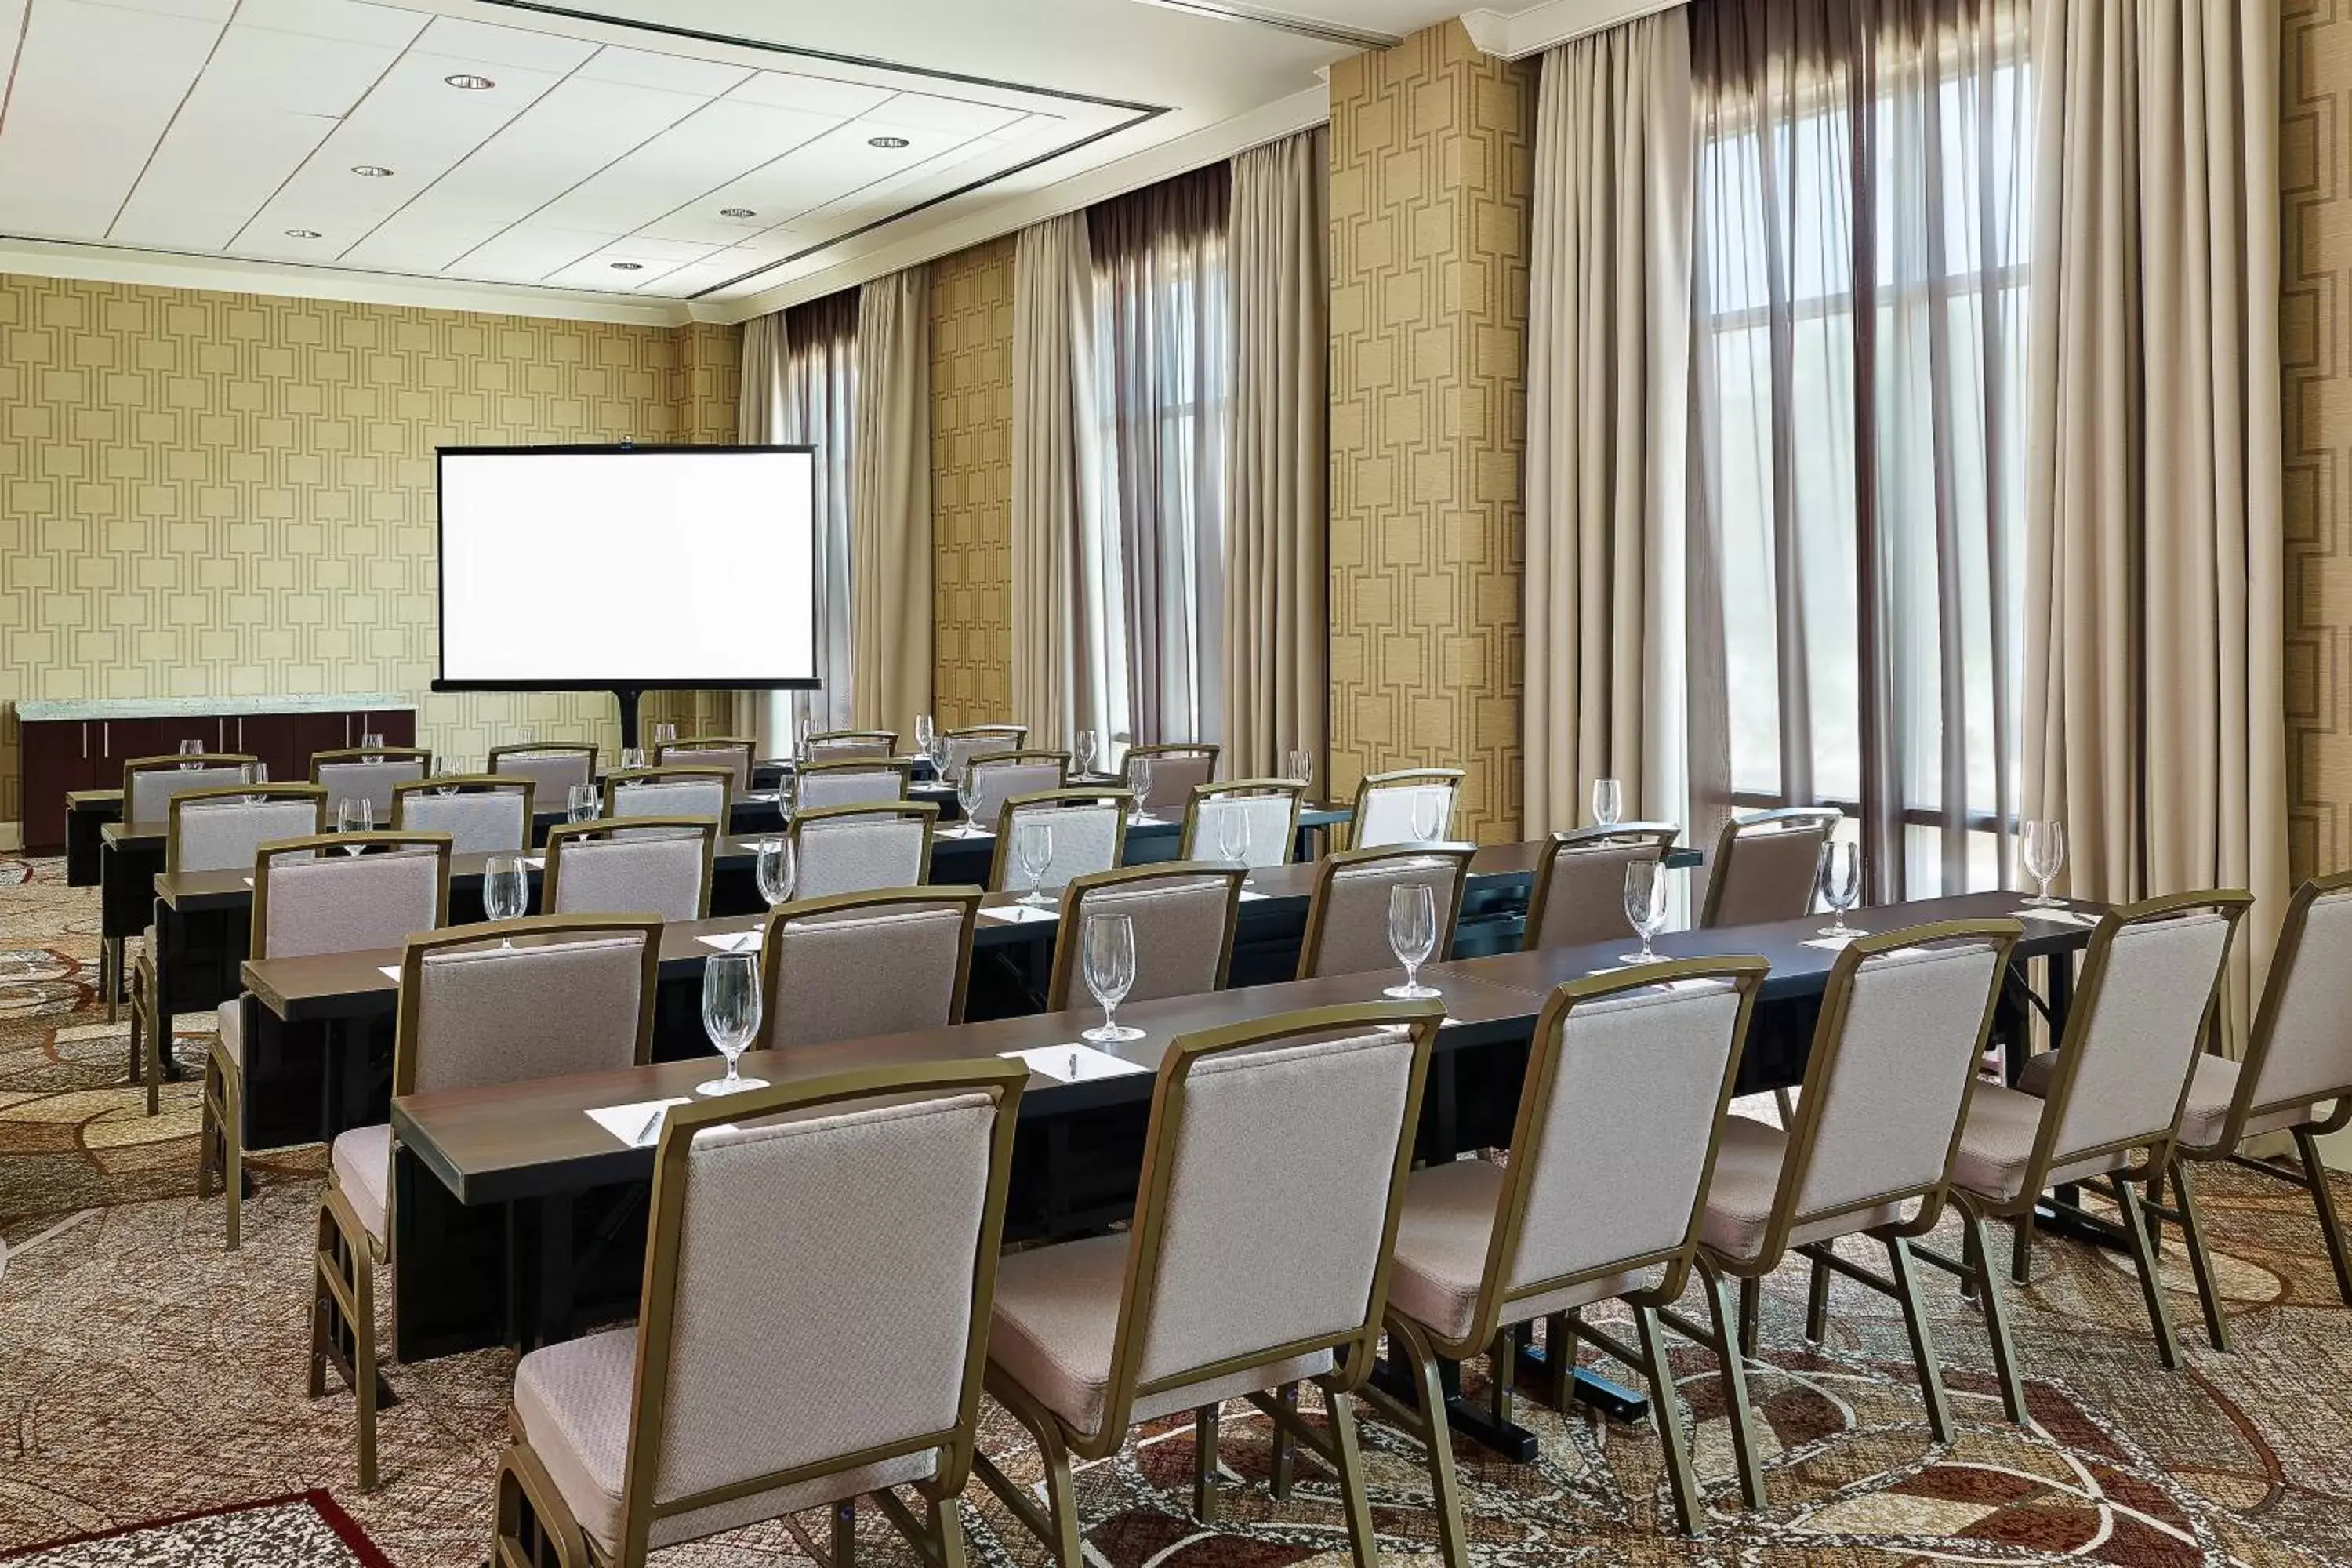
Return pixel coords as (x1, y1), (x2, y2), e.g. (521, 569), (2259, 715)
(0, 0), (1566, 321)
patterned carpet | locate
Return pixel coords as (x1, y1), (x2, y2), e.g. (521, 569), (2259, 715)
(5, 852), (2352, 1567)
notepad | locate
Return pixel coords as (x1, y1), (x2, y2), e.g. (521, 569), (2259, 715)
(586, 1097), (693, 1148)
(520, 855), (546, 870)
(241, 876), (253, 886)
(745, 791), (779, 803)
(1804, 935), (1865, 952)
(377, 965), (400, 982)
(696, 931), (762, 953)
(2016, 906), (2098, 927)
(1237, 888), (1271, 902)
(978, 904), (1057, 924)
(1000, 1044), (1152, 1083)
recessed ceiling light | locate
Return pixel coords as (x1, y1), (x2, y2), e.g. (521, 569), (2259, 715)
(351, 165), (394, 178)
(284, 228), (321, 239)
(868, 136), (910, 149)
(444, 73), (495, 90)
(610, 261), (644, 270)
(720, 207), (755, 218)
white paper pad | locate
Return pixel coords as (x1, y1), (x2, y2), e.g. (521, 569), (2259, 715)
(948, 825), (993, 837)
(2016, 906), (2098, 926)
(523, 855), (545, 870)
(241, 876), (253, 886)
(586, 1097), (693, 1148)
(1237, 888), (1271, 902)
(1804, 935), (1864, 952)
(1000, 1044), (1152, 1083)
(695, 931), (762, 953)
(978, 904), (1057, 924)
(745, 791), (779, 803)
(377, 965), (400, 982)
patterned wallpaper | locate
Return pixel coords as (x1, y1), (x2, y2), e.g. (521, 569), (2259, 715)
(1327, 21), (1536, 843)
(0, 275), (736, 831)
(2285, 0), (2352, 882)
(929, 236), (1018, 730)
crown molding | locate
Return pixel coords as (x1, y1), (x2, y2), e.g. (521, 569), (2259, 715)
(1460, 0), (1681, 58)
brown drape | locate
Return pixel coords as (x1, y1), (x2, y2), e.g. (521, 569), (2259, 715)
(849, 268), (931, 736)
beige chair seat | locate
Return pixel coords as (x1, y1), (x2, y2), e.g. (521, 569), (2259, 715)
(1700, 1116), (1907, 1261)
(214, 1000), (243, 1065)
(1387, 1157), (1648, 1342)
(331, 1124), (392, 1244)
(2016, 1049), (2320, 1153)
(1951, 1082), (2128, 1201)
(514, 1327), (936, 1557)
(989, 1235), (1333, 1438)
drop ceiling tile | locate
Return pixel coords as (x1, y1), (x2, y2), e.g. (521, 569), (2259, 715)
(859, 93), (1027, 136)
(182, 23), (402, 117)
(367, 48), (567, 110)
(414, 13), (597, 74)
(691, 117), (981, 232)
(230, 0), (426, 49)
(235, 93), (524, 252)
(71, 0), (230, 19)
(113, 103), (340, 249)
(335, 212), (509, 272)
(458, 224), (618, 280)
(533, 97), (837, 235)
(574, 45), (751, 98)
(724, 69), (895, 118)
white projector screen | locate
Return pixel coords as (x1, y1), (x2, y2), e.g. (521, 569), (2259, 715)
(435, 445), (818, 689)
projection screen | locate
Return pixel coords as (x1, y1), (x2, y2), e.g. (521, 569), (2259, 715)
(434, 445), (818, 690)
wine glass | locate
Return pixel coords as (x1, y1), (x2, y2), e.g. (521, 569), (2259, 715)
(696, 951), (768, 1096)
(620, 746), (647, 771)
(1623, 859), (1669, 963)
(1817, 840), (1864, 938)
(1014, 818), (1055, 907)
(1080, 913), (1142, 1043)
(755, 834), (795, 909)
(1592, 778), (1624, 829)
(178, 738), (203, 769)
(1410, 789), (1446, 842)
(2021, 819), (2066, 906)
(336, 797), (371, 849)
(652, 722), (677, 752)
(1216, 804), (1254, 887)
(795, 718), (814, 764)
(1384, 882), (1440, 1000)
(566, 782), (597, 823)
(483, 853), (529, 927)
(1075, 729), (1099, 775)
(1286, 748), (1315, 793)
(914, 713), (936, 756)
(1128, 757), (1155, 823)
(955, 765), (982, 836)
(360, 731), (385, 762)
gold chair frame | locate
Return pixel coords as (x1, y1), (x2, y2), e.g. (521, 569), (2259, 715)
(1294, 842), (1476, 982)
(785, 801), (941, 892)
(1043, 861), (1247, 1011)
(985, 787), (1134, 891)
(1177, 779), (1305, 865)
(1520, 822), (1681, 951)
(390, 774), (539, 848)
(601, 766), (735, 819)
(1345, 767), (1465, 850)
(1697, 806), (1843, 928)
(754, 885), (985, 1051)
(543, 817), (719, 920)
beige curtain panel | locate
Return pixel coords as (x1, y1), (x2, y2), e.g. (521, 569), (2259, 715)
(849, 267), (932, 736)
(735, 310), (789, 750)
(1223, 127), (1330, 783)
(1520, 20), (1695, 842)
(2023, 0), (2288, 1045)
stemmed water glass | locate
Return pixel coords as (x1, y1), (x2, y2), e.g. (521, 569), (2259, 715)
(359, 731), (385, 762)
(620, 746), (647, 771)
(1592, 778), (1624, 829)
(1075, 729), (1100, 776)
(336, 797), (371, 849)
(1384, 883), (1440, 999)
(566, 783), (597, 823)
(1080, 913), (1141, 1043)
(954, 765), (982, 836)
(2021, 819), (2066, 906)
(1817, 840), (1864, 938)
(794, 717), (814, 764)
(696, 951), (768, 1096)
(914, 714), (936, 757)
(483, 853), (529, 930)
(1410, 789), (1445, 843)
(755, 834), (795, 910)
(178, 738), (203, 769)
(1014, 818), (1054, 907)
(1128, 757), (1156, 824)
(652, 722), (677, 749)
(1286, 748), (1314, 793)
(1623, 859), (1669, 964)
(1217, 806), (1254, 887)
(243, 761), (268, 802)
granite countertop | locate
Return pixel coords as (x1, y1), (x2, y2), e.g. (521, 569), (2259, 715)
(16, 694), (415, 721)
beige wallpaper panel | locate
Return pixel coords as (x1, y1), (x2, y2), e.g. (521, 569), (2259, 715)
(928, 236), (1018, 731)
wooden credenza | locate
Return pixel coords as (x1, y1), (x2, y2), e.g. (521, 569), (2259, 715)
(16, 697), (416, 855)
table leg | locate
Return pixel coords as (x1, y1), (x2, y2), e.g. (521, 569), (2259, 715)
(1513, 1337), (1651, 1424)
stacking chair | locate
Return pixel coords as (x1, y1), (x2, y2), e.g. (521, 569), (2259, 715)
(1123, 742), (1218, 818)
(1044, 863), (1246, 1009)
(1671, 924), (2021, 1516)
(1179, 779), (1304, 867)
(203, 832), (451, 1249)
(1351, 768), (1465, 848)
(789, 803), (938, 899)
(796, 757), (914, 809)
(130, 783), (327, 1115)
(390, 775), (533, 854)
(968, 750), (1069, 831)
(2156, 871), (2352, 1346)
(975, 1000), (1443, 1568)
(1523, 824), (1682, 949)
(1297, 843), (1475, 980)
(1698, 807), (1842, 927)
(805, 728), (898, 761)
(123, 753), (259, 822)
(492, 1059), (1025, 1568)
(1371, 960), (1766, 1548)
(311, 746), (433, 825)
(942, 724), (1027, 775)
(655, 736), (755, 805)
(487, 742), (597, 806)
(757, 887), (983, 1049)
(1934, 891), (2249, 1380)
(544, 818), (717, 922)
(311, 916), (662, 1489)
(604, 766), (731, 826)
(988, 789), (1131, 895)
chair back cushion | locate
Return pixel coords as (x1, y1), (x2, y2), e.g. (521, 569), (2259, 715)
(615, 778), (728, 823)
(1305, 855), (1461, 978)
(1531, 839), (1668, 948)
(493, 750), (592, 799)
(1000, 800), (1121, 892)
(972, 761), (1063, 828)
(945, 734), (1020, 773)
(1068, 874), (1231, 1005)
(774, 904), (966, 1047)
(409, 935), (647, 1094)
(317, 759), (425, 819)
(1356, 781), (1454, 848)
(2049, 912), (2234, 1159)
(662, 746), (749, 803)
(176, 798), (320, 873)
(263, 851), (441, 959)
(401, 789), (528, 854)
(131, 764), (249, 822)
(2251, 887), (2352, 1110)
(555, 833), (706, 923)
(1705, 824), (1829, 927)
(795, 815), (927, 898)
(1189, 793), (1293, 867)
(798, 767), (906, 809)
(1131, 753), (1213, 815)
(808, 737), (894, 762)
(1137, 1031), (1418, 1388)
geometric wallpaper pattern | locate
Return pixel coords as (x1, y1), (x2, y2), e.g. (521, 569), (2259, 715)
(927, 236), (1018, 731)
(0, 275), (736, 831)
(1327, 20), (1537, 843)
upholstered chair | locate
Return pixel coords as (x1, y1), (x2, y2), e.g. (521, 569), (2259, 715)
(1350, 768), (1465, 849)
(390, 775), (534, 855)
(789, 803), (938, 900)
(1045, 863), (1246, 1010)
(123, 753), (259, 822)
(491, 1059), (1026, 1568)
(805, 728), (898, 761)
(975, 1000), (1442, 1568)
(1369, 961), (1766, 1549)
(544, 818), (717, 923)
(604, 767), (731, 826)
(967, 750), (1070, 831)
(942, 724), (1026, 775)
(130, 783), (327, 1116)
(1179, 779), (1303, 868)
(1523, 824), (1682, 949)
(203, 833), (450, 1249)
(796, 758), (914, 809)
(1674, 924), (2021, 1517)
(310, 916), (661, 1490)
(310, 747), (432, 824)
(988, 790), (1132, 895)
(1123, 742), (1218, 818)
(1949, 892), (2249, 1375)
(756, 887), (982, 1051)
(655, 737), (755, 805)
(1296, 844), (1475, 981)
(487, 742), (597, 804)
(1698, 807), (1843, 927)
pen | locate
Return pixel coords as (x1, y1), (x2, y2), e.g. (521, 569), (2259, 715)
(633, 1105), (665, 1145)
(1069, 1050), (1079, 1080)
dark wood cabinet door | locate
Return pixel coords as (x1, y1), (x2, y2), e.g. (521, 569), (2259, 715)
(20, 721), (90, 855)
(291, 713), (350, 778)
(101, 719), (164, 779)
(234, 715), (303, 786)
(152, 714), (216, 757)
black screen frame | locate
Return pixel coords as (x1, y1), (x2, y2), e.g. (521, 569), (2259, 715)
(430, 442), (822, 694)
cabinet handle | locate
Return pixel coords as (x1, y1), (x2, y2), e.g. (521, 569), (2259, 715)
(344, 715), (352, 748)
(103, 722), (110, 757)
(237, 717), (245, 749)
(81, 723), (88, 759)
(218, 718), (226, 751)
